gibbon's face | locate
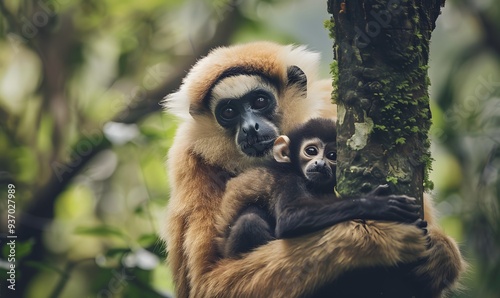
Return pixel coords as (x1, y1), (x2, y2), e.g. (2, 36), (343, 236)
(210, 75), (280, 157)
(299, 137), (337, 186)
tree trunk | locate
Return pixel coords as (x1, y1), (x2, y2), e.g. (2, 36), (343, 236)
(325, 0), (445, 296)
(327, 0), (443, 204)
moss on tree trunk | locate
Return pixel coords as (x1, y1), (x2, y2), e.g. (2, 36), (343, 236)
(327, 0), (444, 206)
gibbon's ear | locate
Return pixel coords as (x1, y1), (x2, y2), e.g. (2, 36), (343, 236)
(287, 65), (307, 94)
(273, 135), (291, 163)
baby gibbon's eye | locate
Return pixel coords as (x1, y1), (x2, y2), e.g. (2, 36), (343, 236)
(326, 151), (337, 161)
(305, 146), (318, 156)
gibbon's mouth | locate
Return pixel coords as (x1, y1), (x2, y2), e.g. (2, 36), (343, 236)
(240, 137), (275, 157)
(306, 169), (333, 183)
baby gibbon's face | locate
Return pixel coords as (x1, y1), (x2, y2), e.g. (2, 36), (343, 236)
(299, 137), (337, 186)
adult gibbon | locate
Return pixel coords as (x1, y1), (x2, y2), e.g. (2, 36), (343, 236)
(217, 118), (422, 258)
(161, 41), (464, 298)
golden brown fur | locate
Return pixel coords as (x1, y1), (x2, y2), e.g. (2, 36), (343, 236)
(161, 41), (464, 298)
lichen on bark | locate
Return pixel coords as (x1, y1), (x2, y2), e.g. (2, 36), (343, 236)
(327, 0), (444, 203)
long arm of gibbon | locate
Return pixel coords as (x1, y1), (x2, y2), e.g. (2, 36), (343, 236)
(195, 199), (464, 298)
(194, 220), (427, 298)
(275, 195), (420, 239)
(164, 144), (463, 297)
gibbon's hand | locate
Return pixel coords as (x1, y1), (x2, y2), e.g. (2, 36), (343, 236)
(354, 194), (421, 223)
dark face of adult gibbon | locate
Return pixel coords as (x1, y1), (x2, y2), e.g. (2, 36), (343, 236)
(210, 74), (281, 157)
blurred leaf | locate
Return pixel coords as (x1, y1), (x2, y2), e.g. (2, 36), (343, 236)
(134, 203), (146, 215)
(75, 225), (127, 239)
(138, 233), (158, 247)
(105, 247), (131, 258)
(139, 126), (167, 141)
(55, 184), (94, 220)
(16, 239), (35, 259)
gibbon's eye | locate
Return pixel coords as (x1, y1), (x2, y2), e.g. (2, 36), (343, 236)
(221, 106), (238, 120)
(305, 146), (318, 156)
(251, 96), (269, 110)
(326, 151), (337, 161)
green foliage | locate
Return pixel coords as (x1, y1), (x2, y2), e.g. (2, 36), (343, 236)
(325, 18), (338, 103)
(329, 61), (339, 103)
(323, 18), (335, 39)
(386, 176), (398, 185)
(395, 137), (406, 145)
(137, 234), (159, 247)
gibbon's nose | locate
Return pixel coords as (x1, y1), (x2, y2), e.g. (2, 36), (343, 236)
(242, 121), (259, 136)
(315, 159), (326, 168)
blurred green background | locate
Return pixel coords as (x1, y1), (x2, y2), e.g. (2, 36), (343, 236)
(0, 0), (499, 297)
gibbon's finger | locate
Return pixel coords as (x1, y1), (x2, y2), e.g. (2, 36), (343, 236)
(383, 194), (418, 207)
(386, 194), (418, 204)
(388, 203), (421, 217)
(415, 219), (429, 236)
